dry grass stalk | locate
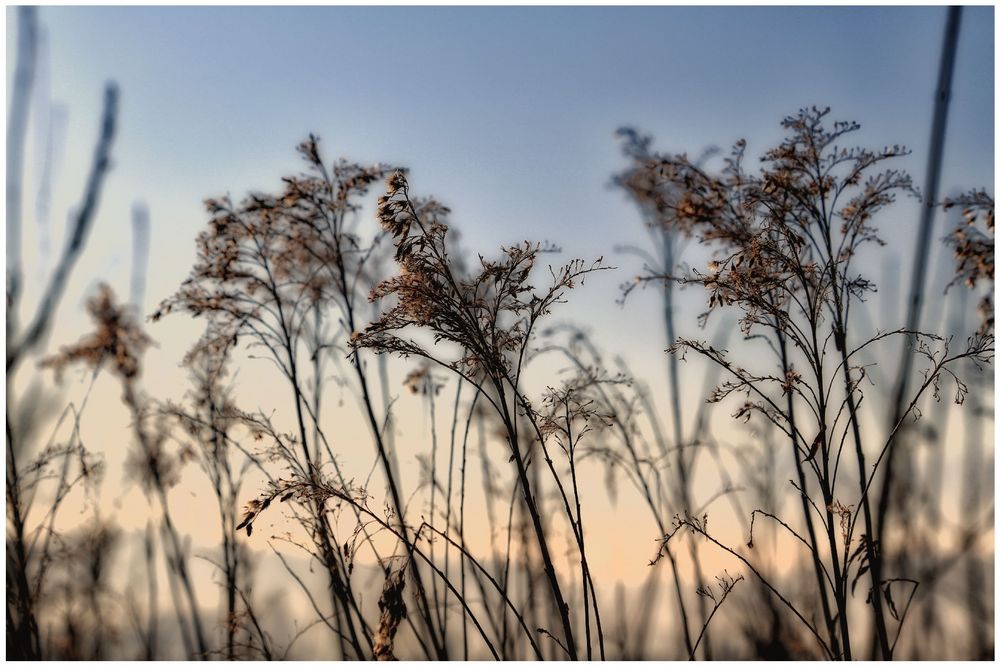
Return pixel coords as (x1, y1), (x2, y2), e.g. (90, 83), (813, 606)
(373, 566), (408, 660)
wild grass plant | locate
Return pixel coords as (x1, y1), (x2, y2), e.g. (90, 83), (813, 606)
(6, 8), (994, 661)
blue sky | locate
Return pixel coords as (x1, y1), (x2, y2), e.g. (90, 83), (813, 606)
(3, 4), (992, 418)
(21, 4), (992, 395)
(1, 5), (987, 369)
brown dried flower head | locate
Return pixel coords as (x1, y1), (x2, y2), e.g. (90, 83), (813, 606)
(42, 284), (151, 382)
(355, 171), (607, 386)
(944, 190), (994, 334)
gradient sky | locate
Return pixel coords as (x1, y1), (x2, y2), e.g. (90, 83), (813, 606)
(5, 6), (995, 653)
(16, 5), (994, 377)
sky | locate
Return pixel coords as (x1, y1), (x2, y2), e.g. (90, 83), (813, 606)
(16, 5), (995, 374)
(5, 5), (996, 657)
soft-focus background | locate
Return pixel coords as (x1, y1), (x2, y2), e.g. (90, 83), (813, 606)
(6, 5), (995, 660)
